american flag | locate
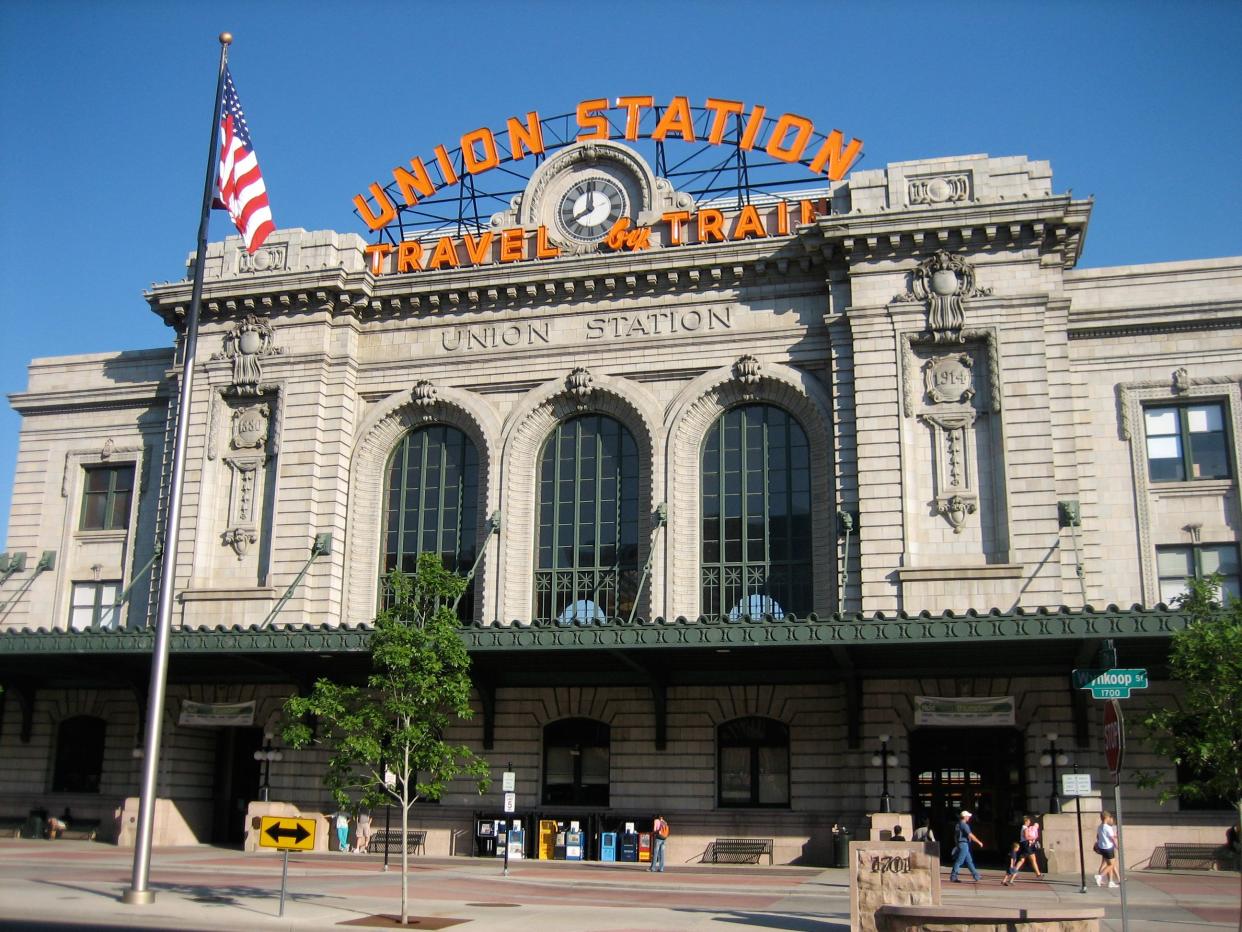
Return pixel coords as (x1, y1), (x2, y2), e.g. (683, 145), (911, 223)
(216, 68), (275, 254)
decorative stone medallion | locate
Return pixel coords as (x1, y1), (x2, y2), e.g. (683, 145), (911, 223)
(923, 354), (975, 405)
(908, 250), (991, 343)
(230, 404), (270, 451)
(214, 314), (281, 393)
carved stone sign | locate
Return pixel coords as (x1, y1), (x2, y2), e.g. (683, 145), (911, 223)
(923, 354), (975, 405)
(850, 841), (940, 932)
(231, 404), (270, 451)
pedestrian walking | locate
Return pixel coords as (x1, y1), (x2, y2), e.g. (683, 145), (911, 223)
(1094, 811), (1120, 888)
(333, 809), (351, 853)
(1013, 815), (1043, 878)
(1002, 842), (1022, 886)
(355, 810), (372, 854)
(949, 810), (982, 883)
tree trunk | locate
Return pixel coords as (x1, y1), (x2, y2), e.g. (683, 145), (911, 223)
(401, 776), (409, 925)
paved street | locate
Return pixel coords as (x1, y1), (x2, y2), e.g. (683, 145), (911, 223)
(0, 840), (1236, 931)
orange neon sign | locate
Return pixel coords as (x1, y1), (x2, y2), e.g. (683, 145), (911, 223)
(353, 96), (862, 232)
(363, 199), (828, 277)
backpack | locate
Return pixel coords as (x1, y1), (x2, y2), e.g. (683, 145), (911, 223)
(657, 819), (670, 839)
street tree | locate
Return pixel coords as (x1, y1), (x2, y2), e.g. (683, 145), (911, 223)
(283, 554), (489, 926)
(1140, 576), (1241, 927)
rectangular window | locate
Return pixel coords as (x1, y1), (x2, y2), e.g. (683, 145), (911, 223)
(1156, 543), (1240, 604)
(80, 464), (135, 531)
(1145, 403), (1230, 482)
(69, 581), (121, 630)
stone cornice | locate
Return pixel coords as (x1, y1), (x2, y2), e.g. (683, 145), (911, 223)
(9, 382), (169, 416)
(809, 196), (1092, 269)
(1068, 302), (1242, 341)
(0, 604), (1189, 656)
(146, 235), (829, 328)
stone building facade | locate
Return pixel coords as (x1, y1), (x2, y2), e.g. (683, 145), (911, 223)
(1, 149), (1239, 865)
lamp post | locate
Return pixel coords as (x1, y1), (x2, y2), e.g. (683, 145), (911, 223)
(253, 734), (283, 802)
(1039, 732), (1068, 815)
(871, 734), (898, 813)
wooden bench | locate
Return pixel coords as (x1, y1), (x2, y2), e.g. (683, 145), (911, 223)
(372, 828), (426, 855)
(1149, 842), (1227, 870)
(708, 837), (774, 865)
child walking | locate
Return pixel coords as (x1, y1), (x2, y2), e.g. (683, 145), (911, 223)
(1002, 842), (1022, 886)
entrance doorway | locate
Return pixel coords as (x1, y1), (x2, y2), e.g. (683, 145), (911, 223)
(909, 727), (1026, 867)
(210, 726), (263, 845)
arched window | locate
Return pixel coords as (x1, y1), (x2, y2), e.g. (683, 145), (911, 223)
(543, 717), (610, 806)
(381, 425), (480, 620)
(534, 415), (639, 624)
(52, 715), (106, 793)
(701, 404), (812, 618)
(718, 716), (789, 808)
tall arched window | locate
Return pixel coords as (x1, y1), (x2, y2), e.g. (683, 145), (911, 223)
(701, 404), (812, 618)
(543, 717), (610, 806)
(534, 415), (639, 624)
(52, 715), (106, 793)
(381, 425), (480, 620)
(718, 716), (790, 808)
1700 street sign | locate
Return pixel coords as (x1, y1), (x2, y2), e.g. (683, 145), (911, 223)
(1072, 667), (1148, 699)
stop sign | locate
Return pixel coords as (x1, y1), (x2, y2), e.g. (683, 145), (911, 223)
(1104, 699), (1125, 779)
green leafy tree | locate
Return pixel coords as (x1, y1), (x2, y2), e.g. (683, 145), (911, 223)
(1140, 576), (1241, 926)
(283, 554), (489, 926)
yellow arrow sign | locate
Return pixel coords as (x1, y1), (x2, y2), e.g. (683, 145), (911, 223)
(259, 815), (316, 850)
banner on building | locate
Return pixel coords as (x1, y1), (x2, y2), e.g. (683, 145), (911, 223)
(179, 699), (256, 727)
(913, 696), (1015, 727)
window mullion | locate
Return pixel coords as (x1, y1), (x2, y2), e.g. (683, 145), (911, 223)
(1180, 408), (1194, 479)
(395, 438), (410, 571)
(436, 429), (450, 566)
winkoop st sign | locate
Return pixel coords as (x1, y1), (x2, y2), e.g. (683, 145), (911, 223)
(1072, 667), (1148, 699)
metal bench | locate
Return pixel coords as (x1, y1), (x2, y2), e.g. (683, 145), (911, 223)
(709, 837), (774, 865)
(373, 828), (426, 855)
(1149, 842), (1224, 870)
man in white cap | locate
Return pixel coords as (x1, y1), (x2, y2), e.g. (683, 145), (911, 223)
(949, 810), (982, 882)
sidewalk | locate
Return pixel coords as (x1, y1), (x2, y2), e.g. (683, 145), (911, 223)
(0, 840), (1236, 931)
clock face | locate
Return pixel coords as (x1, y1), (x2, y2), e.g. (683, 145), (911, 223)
(557, 176), (627, 243)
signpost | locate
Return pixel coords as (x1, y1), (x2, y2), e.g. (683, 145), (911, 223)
(258, 816), (317, 917)
(502, 768), (516, 877)
(1061, 771), (1093, 893)
(1103, 700), (1130, 932)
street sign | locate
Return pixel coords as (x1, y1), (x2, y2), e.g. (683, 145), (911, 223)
(259, 816), (316, 851)
(1104, 700), (1125, 779)
(1062, 773), (1093, 796)
(502, 771), (516, 792)
(1072, 667), (1148, 699)
(503, 792), (516, 813)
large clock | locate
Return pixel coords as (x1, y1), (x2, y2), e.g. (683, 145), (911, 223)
(494, 140), (691, 254)
(556, 175), (628, 244)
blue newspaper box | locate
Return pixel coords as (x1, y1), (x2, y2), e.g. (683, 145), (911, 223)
(565, 829), (584, 860)
(600, 832), (617, 862)
(619, 832), (639, 862)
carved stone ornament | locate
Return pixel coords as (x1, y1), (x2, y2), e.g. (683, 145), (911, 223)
(411, 380), (439, 420)
(101, 438), (115, 460)
(565, 367), (594, 410)
(923, 354), (975, 405)
(1172, 367), (1192, 394)
(222, 526), (257, 560)
(907, 173), (971, 206)
(212, 314), (282, 394)
(732, 355), (763, 398)
(230, 404), (270, 451)
(937, 494), (977, 534)
(908, 250), (992, 344)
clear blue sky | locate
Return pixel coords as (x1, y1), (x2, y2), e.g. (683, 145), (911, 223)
(1, 0), (1240, 543)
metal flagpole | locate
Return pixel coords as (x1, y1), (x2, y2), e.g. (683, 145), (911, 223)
(123, 32), (233, 906)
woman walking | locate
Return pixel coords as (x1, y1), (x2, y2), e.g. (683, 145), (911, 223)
(1014, 815), (1043, 879)
(1094, 811), (1120, 888)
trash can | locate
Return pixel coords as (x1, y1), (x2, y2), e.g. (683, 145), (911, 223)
(832, 827), (851, 868)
